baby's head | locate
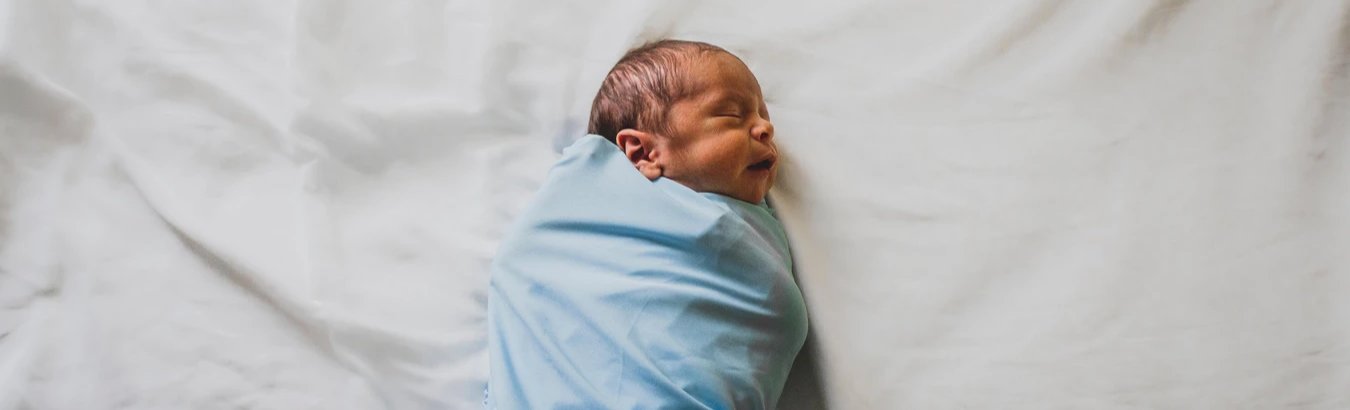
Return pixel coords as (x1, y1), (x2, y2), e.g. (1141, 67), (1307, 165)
(589, 40), (777, 204)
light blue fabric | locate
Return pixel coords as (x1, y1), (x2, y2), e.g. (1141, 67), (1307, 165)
(486, 135), (809, 409)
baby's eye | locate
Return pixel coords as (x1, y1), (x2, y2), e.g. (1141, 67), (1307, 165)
(714, 110), (744, 120)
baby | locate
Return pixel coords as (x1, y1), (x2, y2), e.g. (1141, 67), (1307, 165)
(486, 40), (807, 409)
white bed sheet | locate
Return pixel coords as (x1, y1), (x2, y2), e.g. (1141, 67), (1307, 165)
(1, 0), (1347, 409)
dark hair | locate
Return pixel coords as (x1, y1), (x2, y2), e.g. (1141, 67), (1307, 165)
(587, 39), (729, 143)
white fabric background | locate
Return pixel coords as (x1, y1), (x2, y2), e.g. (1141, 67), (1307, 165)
(2, 0), (1347, 409)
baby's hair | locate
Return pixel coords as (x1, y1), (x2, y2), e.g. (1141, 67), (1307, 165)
(588, 39), (731, 143)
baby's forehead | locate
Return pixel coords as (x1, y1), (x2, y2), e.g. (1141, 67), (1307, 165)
(679, 55), (761, 100)
(689, 85), (756, 107)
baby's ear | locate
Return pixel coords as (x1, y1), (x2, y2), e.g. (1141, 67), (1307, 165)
(615, 129), (663, 181)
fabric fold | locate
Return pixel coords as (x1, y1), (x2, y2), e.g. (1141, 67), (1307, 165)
(487, 135), (808, 409)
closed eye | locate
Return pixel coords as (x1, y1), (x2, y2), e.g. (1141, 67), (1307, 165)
(715, 112), (744, 122)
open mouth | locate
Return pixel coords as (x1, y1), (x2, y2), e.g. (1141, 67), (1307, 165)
(747, 158), (775, 171)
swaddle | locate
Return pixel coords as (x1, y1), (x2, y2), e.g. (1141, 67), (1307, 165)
(486, 135), (809, 409)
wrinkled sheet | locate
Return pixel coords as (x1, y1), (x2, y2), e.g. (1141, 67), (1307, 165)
(1, 0), (1347, 409)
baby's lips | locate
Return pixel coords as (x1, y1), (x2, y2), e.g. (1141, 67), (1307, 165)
(747, 151), (778, 170)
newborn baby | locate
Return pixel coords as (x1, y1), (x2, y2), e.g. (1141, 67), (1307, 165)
(486, 40), (807, 409)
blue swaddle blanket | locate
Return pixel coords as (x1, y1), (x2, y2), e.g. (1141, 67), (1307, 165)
(486, 135), (809, 409)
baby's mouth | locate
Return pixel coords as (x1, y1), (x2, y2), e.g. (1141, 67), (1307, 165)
(747, 158), (775, 171)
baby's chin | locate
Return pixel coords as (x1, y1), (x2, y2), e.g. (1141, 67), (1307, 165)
(737, 180), (775, 204)
(729, 186), (771, 205)
(663, 177), (767, 204)
(744, 179), (775, 204)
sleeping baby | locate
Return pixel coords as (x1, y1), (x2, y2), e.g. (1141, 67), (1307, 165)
(486, 40), (808, 409)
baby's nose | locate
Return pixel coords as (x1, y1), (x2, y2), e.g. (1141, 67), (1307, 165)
(753, 119), (774, 142)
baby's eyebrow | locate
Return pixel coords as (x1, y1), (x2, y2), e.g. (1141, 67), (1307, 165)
(709, 92), (754, 109)
(720, 97), (745, 106)
(704, 96), (741, 112)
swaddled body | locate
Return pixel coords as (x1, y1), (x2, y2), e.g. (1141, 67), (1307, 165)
(486, 136), (807, 408)
(486, 40), (806, 408)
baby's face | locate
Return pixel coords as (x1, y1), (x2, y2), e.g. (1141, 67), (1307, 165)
(660, 53), (777, 204)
